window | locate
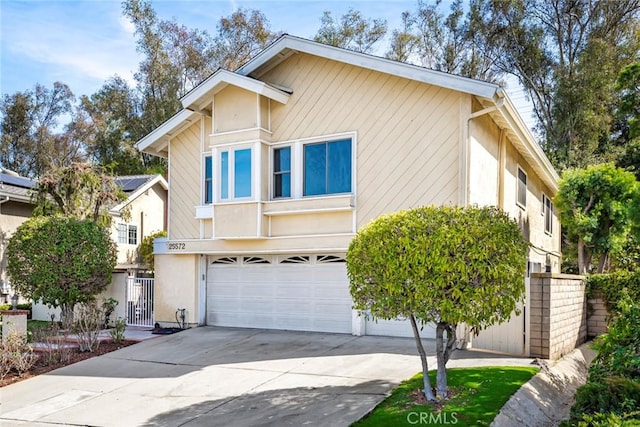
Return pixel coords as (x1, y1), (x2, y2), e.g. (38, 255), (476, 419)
(220, 148), (252, 200)
(117, 223), (137, 245)
(517, 167), (527, 208)
(273, 146), (291, 198)
(204, 155), (213, 203)
(542, 194), (553, 235)
(303, 139), (352, 196)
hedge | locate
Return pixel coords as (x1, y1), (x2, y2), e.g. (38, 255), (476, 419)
(587, 271), (640, 312)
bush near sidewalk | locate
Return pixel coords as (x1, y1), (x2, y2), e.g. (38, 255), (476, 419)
(562, 297), (640, 425)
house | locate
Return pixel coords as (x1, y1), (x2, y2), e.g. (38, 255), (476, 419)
(136, 35), (561, 353)
(110, 175), (168, 273)
(0, 170), (36, 303)
(31, 174), (167, 323)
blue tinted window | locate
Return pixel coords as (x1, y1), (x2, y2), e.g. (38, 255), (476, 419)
(274, 147), (291, 198)
(234, 148), (252, 198)
(220, 151), (229, 199)
(204, 156), (213, 203)
(304, 139), (351, 196)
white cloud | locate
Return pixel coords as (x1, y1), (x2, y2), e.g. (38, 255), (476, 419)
(2, 1), (141, 95)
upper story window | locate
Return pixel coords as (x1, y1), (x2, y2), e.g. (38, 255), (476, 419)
(273, 146), (291, 198)
(542, 193), (553, 235)
(517, 166), (527, 209)
(117, 223), (137, 245)
(271, 136), (354, 200)
(220, 148), (252, 200)
(303, 139), (352, 196)
(204, 155), (213, 204)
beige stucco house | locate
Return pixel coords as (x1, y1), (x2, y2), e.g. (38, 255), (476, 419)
(0, 171), (35, 303)
(136, 35), (561, 353)
(32, 174), (167, 322)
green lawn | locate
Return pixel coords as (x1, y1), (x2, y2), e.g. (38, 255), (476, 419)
(353, 366), (538, 427)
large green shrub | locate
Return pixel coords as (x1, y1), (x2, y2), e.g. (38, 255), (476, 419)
(138, 230), (166, 272)
(6, 216), (117, 316)
(347, 205), (528, 401)
(587, 271), (640, 312)
(570, 377), (640, 418)
(590, 298), (640, 381)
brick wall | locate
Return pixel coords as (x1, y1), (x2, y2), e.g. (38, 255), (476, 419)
(587, 290), (609, 337)
(529, 273), (587, 360)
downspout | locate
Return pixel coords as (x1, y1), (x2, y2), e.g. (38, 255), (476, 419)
(497, 129), (506, 209)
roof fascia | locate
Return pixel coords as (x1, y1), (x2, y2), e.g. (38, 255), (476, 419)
(237, 35), (500, 99)
(135, 109), (201, 155)
(181, 69), (290, 111)
(109, 175), (168, 214)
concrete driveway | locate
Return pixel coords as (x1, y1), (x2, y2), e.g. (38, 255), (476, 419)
(0, 327), (429, 426)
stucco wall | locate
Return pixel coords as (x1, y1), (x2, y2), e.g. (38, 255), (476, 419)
(153, 254), (199, 326)
(0, 201), (33, 286)
(111, 181), (167, 266)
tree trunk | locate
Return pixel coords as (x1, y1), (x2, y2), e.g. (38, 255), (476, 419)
(577, 239), (586, 274)
(410, 314), (436, 401)
(435, 322), (457, 399)
(597, 253), (608, 274)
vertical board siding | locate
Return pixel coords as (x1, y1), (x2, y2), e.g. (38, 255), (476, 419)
(169, 121), (201, 239)
(261, 53), (461, 228)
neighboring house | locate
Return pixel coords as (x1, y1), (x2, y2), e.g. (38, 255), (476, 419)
(136, 35), (561, 354)
(110, 175), (168, 273)
(31, 174), (168, 322)
(0, 170), (35, 303)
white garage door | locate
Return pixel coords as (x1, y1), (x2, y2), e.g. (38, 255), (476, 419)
(366, 317), (436, 339)
(206, 255), (353, 334)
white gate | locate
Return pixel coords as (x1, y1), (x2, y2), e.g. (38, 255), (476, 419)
(126, 277), (154, 327)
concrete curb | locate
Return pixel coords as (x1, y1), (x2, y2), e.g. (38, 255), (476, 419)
(491, 343), (597, 427)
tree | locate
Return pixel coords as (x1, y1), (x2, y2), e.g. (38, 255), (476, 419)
(346, 206), (528, 401)
(0, 82), (85, 177)
(615, 62), (640, 180)
(555, 163), (640, 274)
(314, 8), (387, 53)
(6, 216), (117, 319)
(79, 76), (148, 175)
(213, 8), (278, 70)
(32, 163), (127, 228)
(475, 0), (640, 169)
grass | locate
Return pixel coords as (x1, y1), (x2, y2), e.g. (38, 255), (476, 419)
(354, 366), (539, 427)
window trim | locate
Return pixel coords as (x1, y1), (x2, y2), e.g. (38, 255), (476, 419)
(117, 223), (138, 245)
(270, 132), (356, 200)
(272, 146), (292, 199)
(204, 154), (213, 204)
(516, 166), (527, 209)
(542, 193), (553, 235)
(217, 145), (254, 202)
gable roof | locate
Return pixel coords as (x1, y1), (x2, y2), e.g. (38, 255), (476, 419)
(136, 34), (559, 193)
(110, 174), (167, 215)
(238, 34), (501, 100)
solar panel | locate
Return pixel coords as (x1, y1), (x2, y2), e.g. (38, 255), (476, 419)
(0, 173), (35, 189)
(115, 175), (153, 192)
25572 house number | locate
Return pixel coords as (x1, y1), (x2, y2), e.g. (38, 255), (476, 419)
(168, 242), (186, 250)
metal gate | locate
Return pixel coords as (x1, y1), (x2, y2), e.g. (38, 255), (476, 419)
(126, 277), (154, 327)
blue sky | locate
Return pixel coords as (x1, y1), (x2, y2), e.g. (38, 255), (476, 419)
(1, 0), (418, 97)
(0, 0), (534, 127)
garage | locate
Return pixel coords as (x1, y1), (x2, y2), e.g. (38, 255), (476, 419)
(366, 317), (436, 339)
(206, 254), (353, 333)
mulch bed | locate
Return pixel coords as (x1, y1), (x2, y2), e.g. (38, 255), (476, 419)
(0, 339), (137, 388)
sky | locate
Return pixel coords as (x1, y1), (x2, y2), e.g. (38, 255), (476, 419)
(0, 0), (534, 127)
